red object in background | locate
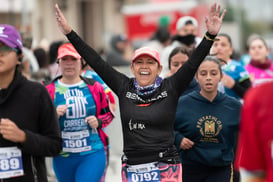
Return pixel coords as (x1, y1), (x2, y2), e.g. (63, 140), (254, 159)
(122, 1), (209, 41)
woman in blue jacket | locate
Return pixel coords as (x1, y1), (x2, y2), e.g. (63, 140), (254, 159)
(174, 56), (241, 182)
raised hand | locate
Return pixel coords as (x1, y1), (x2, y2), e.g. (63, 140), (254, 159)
(205, 3), (226, 35)
(55, 4), (72, 35)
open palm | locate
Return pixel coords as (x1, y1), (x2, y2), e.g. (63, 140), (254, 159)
(205, 3), (226, 35)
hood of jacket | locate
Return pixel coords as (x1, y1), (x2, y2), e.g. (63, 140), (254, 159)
(187, 90), (226, 104)
(110, 34), (127, 53)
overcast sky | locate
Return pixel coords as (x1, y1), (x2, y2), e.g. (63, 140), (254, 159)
(228, 0), (273, 22)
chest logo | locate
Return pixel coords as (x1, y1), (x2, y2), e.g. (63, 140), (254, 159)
(129, 119), (146, 131)
(196, 115), (222, 143)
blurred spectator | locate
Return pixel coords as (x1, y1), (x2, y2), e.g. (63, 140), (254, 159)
(144, 15), (171, 55)
(239, 33), (260, 66)
(39, 38), (50, 52)
(158, 15), (170, 28)
(105, 34), (132, 66)
(161, 16), (201, 76)
(97, 47), (107, 61)
(21, 32), (33, 49)
(21, 47), (39, 79)
(144, 26), (171, 57)
(32, 47), (51, 82)
(20, 32), (40, 75)
(211, 33), (252, 100)
(245, 35), (273, 86)
(48, 40), (63, 79)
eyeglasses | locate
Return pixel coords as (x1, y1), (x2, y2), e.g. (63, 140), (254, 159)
(0, 46), (18, 57)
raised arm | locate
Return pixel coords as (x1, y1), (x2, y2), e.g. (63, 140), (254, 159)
(54, 4), (127, 95)
(172, 3), (226, 94)
(55, 4), (72, 35)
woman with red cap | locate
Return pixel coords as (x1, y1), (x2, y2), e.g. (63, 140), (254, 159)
(44, 43), (114, 182)
(55, 3), (225, 182)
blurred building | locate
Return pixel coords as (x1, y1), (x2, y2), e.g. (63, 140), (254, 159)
(4, 0), (265, 53)
(0, 0), (216, 50)
(0, 0), (127, 50)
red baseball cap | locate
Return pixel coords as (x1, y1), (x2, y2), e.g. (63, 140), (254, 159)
(132, 47), (161, 66)
(57, 43), (81, 60)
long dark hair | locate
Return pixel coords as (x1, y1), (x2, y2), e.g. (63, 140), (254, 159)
(168, 46), (193, 69)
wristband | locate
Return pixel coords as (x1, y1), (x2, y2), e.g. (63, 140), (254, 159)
(204, 32), (219, 41)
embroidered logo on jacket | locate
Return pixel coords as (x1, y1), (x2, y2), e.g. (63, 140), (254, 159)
(196, 115), (223, 143)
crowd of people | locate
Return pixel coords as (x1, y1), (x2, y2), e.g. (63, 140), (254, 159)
(1, 1), (273, 182)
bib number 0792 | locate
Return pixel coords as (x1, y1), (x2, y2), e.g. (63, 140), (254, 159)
(130, 171), (160, 182)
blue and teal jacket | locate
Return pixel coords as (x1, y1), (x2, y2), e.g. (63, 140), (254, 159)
(44, 76), (114, 154)
(222, 59), (250, 99)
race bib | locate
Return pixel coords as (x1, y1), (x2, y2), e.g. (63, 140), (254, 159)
(62, 130), (91, 153)
(0, 147), (24, 179)
(127, 162), (161, 182)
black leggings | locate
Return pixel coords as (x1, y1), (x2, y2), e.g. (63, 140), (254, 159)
(182, 163), (232, 182)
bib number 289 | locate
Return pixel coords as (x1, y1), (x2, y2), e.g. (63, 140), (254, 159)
(0, 147), (24, 179)
(0, 158), (20, 170)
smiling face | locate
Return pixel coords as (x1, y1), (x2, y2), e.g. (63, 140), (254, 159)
(131, 55), (162, 87)
(196, 59), (222, 96)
